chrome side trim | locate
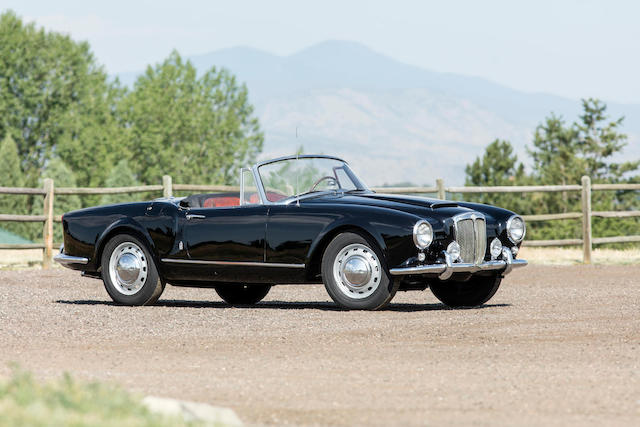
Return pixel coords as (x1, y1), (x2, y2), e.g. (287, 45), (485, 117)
(53, 253), (89, 266)
(161, 259), (305, 268)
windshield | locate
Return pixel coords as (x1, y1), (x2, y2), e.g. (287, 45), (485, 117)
(257, 157), (368, 203)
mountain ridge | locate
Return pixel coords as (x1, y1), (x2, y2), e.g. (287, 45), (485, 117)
(116, 40), (640, 185)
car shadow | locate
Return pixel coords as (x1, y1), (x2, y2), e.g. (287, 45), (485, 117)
(55, 299), (511, 312)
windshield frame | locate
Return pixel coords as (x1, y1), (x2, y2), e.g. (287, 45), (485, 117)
(245, 155), (369, 205)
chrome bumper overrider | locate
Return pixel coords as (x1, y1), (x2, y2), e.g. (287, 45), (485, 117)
(389, 246), (527, 280)
(53, 245), (89, 267)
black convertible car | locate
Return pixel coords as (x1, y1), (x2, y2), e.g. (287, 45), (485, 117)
(55, 155), (527, 310)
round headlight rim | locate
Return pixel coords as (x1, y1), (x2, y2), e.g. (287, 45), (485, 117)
(506, 215), (526, 244)
(413, 220), (433, 250)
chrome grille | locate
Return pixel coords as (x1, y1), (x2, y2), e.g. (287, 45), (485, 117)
(454, 214), (487, 264)
(456, 219), (475, 263)
(474, 218), (486, 264)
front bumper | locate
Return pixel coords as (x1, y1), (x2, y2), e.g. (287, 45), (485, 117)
(53, 245), (89, 268)
(389, 246), (527, 280)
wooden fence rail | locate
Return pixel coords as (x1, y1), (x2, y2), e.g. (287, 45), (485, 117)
(1, 175), (638, 267)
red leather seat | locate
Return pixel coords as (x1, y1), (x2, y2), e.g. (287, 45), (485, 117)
(200, 192), (285, 207)
(203, 196), (240, 208)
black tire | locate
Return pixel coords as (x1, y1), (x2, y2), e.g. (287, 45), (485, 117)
(429, 274), (502, 308)
(215, 283), (271, 306)
(321, 232), (398, 310)
(100, 234), (165, 306)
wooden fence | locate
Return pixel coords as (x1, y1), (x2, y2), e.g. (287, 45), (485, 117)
(0, 175), (638, 267)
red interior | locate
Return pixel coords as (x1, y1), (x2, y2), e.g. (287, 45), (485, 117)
(203, 196), (240, 208)
(201, 192), (285, 208)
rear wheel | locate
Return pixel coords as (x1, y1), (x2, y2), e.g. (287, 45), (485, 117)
(321, 232), (398, 310)
(101, 234), (165, 305)
(429, 274), (502, 308)
(215, 283), (271, 306)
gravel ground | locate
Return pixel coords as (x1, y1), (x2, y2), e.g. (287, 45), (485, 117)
(0, 266), (638, 426)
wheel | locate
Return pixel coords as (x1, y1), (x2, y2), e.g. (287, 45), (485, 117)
(429, 274), (502, 308)
(321, 232), (398, 310)
(215, 283), (271, 306)
(100, 234), (165, 305)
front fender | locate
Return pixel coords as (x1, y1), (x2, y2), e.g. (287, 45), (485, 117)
(93, 217), (160, 270)
(304, 206), (421, 273)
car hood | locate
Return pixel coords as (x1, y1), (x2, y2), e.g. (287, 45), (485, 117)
(306, 192), (515, 224)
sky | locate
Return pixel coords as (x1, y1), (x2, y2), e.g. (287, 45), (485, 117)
(4, 0), (640, 104)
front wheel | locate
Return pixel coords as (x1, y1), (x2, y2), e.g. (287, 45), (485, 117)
(215, 283), (271, 306)
(321, 232), (398, 310)
(429, 274), (502, 308)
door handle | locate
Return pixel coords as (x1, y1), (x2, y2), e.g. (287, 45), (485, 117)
(186, 214), (205, 220)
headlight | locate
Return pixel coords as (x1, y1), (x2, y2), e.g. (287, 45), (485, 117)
(490, 238), (502, 259)
(506, 215), (526, 243)
(413, 220), (433, 249)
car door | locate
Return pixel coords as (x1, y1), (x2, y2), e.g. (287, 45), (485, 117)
(266, 204), (335, 265)
(183, 204), (268, 263)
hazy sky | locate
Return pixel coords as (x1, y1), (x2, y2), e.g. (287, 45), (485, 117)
(5, 0), (640, 104)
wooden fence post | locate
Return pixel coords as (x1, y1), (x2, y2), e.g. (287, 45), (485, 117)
(436, 178), (446, 200)
(581, 176), (592, 264)
(162, 175), (172, 198)
(42, 178), (54, 269)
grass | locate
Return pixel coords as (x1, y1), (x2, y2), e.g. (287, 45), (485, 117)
(0, 366), (202, 427)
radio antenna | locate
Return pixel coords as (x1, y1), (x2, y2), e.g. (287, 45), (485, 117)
(296, 144), (300, 207)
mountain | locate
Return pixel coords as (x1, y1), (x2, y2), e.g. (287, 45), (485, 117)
(117, 40), (640, 185)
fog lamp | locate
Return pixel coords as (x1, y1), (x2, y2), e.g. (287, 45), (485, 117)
(490, 238), (503, 260)
(446, 241), (460, 262)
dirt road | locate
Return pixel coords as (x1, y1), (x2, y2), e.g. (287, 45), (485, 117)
(0, 266), (638, 426)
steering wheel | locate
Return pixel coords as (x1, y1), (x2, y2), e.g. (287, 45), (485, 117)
(310, 176), (337, 192)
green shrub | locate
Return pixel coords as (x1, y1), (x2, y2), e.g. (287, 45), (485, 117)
(0, 366), (201, 427)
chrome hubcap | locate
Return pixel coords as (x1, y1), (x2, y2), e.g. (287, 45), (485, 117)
(343, 256), (371, 285)
(109, 242), (148, 295)
(333, 243), (381, 299)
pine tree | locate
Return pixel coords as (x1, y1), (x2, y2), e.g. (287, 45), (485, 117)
(526, 99), (639, 242)
(464, 139), (528, 211)
(0, 133), (30, 239)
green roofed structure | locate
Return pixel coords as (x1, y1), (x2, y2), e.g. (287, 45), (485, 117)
(0, 228), (33, 244)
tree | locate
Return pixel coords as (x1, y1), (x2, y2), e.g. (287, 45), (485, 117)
(575, 99), (640, 241)
(527, 99), (639, 241)
(0, 133), (30, 238)
(464, 139), (528, 211)
(100, 160), (140, 205)
(466, 99), (639, 243)
(32, 157), (82, 243)
(120, 51), (263, 185)
(0, 11), (124, 187)
(576, 98), (639, 181)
